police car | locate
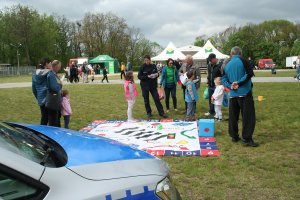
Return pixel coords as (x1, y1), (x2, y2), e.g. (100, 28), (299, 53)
(0, 122), (181, 200)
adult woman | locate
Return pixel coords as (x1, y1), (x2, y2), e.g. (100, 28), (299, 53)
(138, 55), (167, 119)
(160, 58), (179, 112)
(32, 57), (52, 125)
(32, 58), (62, 127)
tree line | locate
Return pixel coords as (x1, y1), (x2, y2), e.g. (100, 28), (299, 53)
(195, 20), (300, 67)
(0, 5), (162, 67)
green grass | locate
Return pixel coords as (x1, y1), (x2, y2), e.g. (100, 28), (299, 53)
(0, 82), (299, 200)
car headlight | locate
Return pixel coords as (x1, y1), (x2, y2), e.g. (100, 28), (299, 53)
(155, 176), (180, 200)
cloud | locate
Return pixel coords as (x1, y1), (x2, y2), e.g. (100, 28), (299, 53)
(1, 0), (299, 47)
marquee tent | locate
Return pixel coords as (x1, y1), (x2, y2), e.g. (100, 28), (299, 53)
(192, 40), (229, 60)
(152, 42), (186, 61)
(89, 55), (119, 74)
(178, 45), (202, 56)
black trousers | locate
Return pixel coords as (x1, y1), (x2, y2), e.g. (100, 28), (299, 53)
(102, 75), (108, 82)
(141, 85), (164, 116)
(228, 94), (256, 140)
(182, 85), (187, 111)
(40, 105), (60, 127)
(208, 86), (216, 114)
(120, 70), (125, 79)
(164, 84), (177, 110)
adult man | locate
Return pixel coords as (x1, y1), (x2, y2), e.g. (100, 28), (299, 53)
(205, 53), (222, 117)
(179, 55), (201, 111)
(120, 62), (125, 79)
(221, 46), (258, 147)
(138, 55), (167, 119)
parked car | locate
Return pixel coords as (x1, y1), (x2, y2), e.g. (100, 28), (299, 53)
(258, 59), (274, 69)
(0, 122), (181, 200)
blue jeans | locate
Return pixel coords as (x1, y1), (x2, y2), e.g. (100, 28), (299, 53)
(186, 102), (196, 117)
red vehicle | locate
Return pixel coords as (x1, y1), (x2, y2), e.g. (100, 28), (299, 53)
(258, 59), (274, 69)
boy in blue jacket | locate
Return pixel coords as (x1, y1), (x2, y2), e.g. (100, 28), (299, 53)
(185, 70), (198, 121)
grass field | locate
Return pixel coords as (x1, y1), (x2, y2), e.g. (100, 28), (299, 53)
(0, 82), (299, 199)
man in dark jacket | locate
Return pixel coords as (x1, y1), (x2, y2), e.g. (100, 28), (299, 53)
(138, 55), (167, 119)
(205, 53), (222, 116)
(221, 46), (258, 147)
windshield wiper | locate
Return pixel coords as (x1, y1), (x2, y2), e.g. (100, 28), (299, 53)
(40, 147), (54, 166)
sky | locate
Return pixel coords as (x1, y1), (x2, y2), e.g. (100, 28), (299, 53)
(1, 0), (298, 47)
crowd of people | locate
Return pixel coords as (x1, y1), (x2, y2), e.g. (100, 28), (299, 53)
(32, 46), (259, 147)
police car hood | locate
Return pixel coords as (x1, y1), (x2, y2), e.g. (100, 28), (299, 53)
(18, 124), (168, 179)
(68, 158), (168, 180)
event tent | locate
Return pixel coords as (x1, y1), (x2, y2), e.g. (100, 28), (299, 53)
(89, 55), (119, 74)
(192, 40), (229, 60)
(178, 45), (202, 56)
(152, 42), (186, 61)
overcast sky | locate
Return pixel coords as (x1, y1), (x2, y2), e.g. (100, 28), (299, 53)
(1, 0), (298, 47)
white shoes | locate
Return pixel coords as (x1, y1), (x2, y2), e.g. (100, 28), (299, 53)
(204, 112), (211, 116)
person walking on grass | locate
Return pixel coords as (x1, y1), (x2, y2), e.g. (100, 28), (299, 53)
(138, 55), (167, 119)
(124, 71), (138, 122)
(159, 58), (179, 113)
(61, 89), (72, 129)
(102, 67), (109, 83)
(221, 46), (258, 147)
(185, 70), (199, 121)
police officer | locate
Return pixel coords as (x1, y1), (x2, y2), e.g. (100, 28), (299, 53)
(138, 55), (167, 119)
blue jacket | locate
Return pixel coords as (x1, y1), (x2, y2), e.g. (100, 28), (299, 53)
(32, 69), (62, 106)
(221, 55), (253, 97)
(159, 65), (179, 87)
(185, 80), (199, 102)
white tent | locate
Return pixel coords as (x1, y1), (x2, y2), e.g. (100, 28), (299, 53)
(178, 45), (202, 52)
(192, 40), (229, 60)
(152, 42), (186, 61)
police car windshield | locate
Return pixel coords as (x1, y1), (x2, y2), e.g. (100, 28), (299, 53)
(0, 122), (58, 167)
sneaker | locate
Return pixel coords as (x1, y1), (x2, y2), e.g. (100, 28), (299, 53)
(242, 139), (259, 147)
(218, 119), (222, 122)
(232, 137), (241, 143)
(174, 109), (178, 111)
(204, 112), (211, 116)
(166, 109), (170, 113)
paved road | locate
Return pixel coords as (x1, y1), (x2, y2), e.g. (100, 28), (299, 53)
(0, 77), (298, 89)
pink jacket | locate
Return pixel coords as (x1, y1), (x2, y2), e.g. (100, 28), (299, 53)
(61, 97), (72, 116)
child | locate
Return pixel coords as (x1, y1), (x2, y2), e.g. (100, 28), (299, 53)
(61, 89), (72, 128)
(211, 77), (225, 122)
(185, 70), (199, 121)
(124, 71), (138, 122)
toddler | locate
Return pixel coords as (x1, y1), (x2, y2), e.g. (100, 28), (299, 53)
(211, 77), (224, 121)
(61, 89), (72, 128)
(124, 71), (138, 122)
